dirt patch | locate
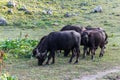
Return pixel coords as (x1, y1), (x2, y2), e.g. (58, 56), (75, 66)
(74, 66), (120, 80)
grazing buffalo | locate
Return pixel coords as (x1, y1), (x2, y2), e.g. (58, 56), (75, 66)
(81, 30), (108, 60)
(81, 27), (108, 56)
(37, 35), (68, 57)
(60, 25), (82, 57)
(33, 30), (81, 65)
(61, 25), (108, 57)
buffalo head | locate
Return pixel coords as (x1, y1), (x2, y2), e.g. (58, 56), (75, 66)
(32, 48), (47, 65)
(81, 32), (89, 45)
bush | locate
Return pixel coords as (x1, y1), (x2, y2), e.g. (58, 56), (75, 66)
(0, 73), (18, 80)
(0, 39), (38, 58)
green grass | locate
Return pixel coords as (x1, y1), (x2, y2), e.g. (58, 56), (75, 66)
(0, 0), (120, 80)
(0, 0), (119, 28)
(2, 47), (120, 80)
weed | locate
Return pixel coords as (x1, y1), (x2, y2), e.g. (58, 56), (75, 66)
(0, 39), (38, 58)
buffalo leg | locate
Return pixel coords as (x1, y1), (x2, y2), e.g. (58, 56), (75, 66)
(38, 59), (42, 65)
(87, 48), (90, 56)
(83, 46), (88, 59)
(51, 51), (55, 64)
(46, 51), (53, 64)
(57, 50), (61, 57)
(64, 49), (70, 57)
(74, 47), (80, 64)
(99, 46), (104, 57)
(69, 49), (75, 63)
(91, 48), (95, 60)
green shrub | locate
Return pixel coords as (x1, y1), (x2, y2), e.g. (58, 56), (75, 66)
(0, 73), (18, 80)
(0, 39), (38, 58)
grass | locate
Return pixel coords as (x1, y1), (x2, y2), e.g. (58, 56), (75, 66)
(2, 47), (120, 80)
(0, 0), (119, 28)
(0, 0), (120, 80)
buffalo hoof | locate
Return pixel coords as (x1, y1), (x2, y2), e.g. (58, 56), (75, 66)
(99, 54), (103, 57)
(87, 52), (90, 56)
(38, 62), (42, 66)
(45, 62), (49, 65)
(82, 56), (85, 59)
(51, 62), (55, 64)
(74, 61), (78, 64)
(91, 56), (94, 60)
(69, 60), (72, 64)
(38, 63), (42, 66)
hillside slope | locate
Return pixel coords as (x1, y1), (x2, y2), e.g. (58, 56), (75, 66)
(0, 0), (119, 29)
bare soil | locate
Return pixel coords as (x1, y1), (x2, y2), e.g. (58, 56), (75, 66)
(74, 66), (120, 80)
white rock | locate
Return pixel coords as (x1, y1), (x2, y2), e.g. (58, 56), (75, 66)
(93, 5), (103, 13)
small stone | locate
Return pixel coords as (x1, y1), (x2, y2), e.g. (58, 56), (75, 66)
(47, 9), (52, 15)
(7, 9), (13, 14)
(52, 22), (59, 26)
(80, 2), (88, 6)
(18, 6), (27, 11)
(64, 12), (72, 17)
(25, 10), (33, 15)
(115, 14), (120, 16)
(72, 13), (79, 16)
(7, 1), (16, 8)
(0, 17), (7, 26)
(92, 5), (103, 13)
(42, 9), (53, 15)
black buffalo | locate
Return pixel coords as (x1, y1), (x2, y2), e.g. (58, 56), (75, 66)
(60, 25), (108, 57)
(37, 35), (68, 57)
(33, 30), (81, 65)
(81, 30), (108, 60)
(81, 27), (108, 56)
(60, 25), (82, 57)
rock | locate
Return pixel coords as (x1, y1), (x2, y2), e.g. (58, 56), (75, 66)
(115, 14), (120, 16)
(2, 6), (7, 9)
(18, 6), (27, 11)
(47, 9), (53, 15)
(7, 1), (16, 8)
(25, 10), (33, 15)
(80, 2), (88, 6)
(64, 12), (72, 17)
(0, 17), (7, 26)
(7, 9), (13, 14)
(72, 12), (79, 16)
(42, 9), (53, 15)
(92, 5), (103, 13)
(61, 5), (65, 9)
(81, 8), (87, 10)
(52, 22), (59, 26)
(64, 12), (79, 17)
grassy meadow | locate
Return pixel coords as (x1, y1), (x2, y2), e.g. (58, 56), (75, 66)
(0, 0), (120, 80)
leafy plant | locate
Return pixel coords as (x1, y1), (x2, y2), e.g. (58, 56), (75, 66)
(0, 73), (18, 80)
(0, 39), (38, 58)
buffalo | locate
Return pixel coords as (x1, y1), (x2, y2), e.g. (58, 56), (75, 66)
(81, 30), (108, 60)
(81, 27), (108, 56)
(60, 25), (108, 57)
(33, 30), (81, 65)
(60, 25), (82, 57)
